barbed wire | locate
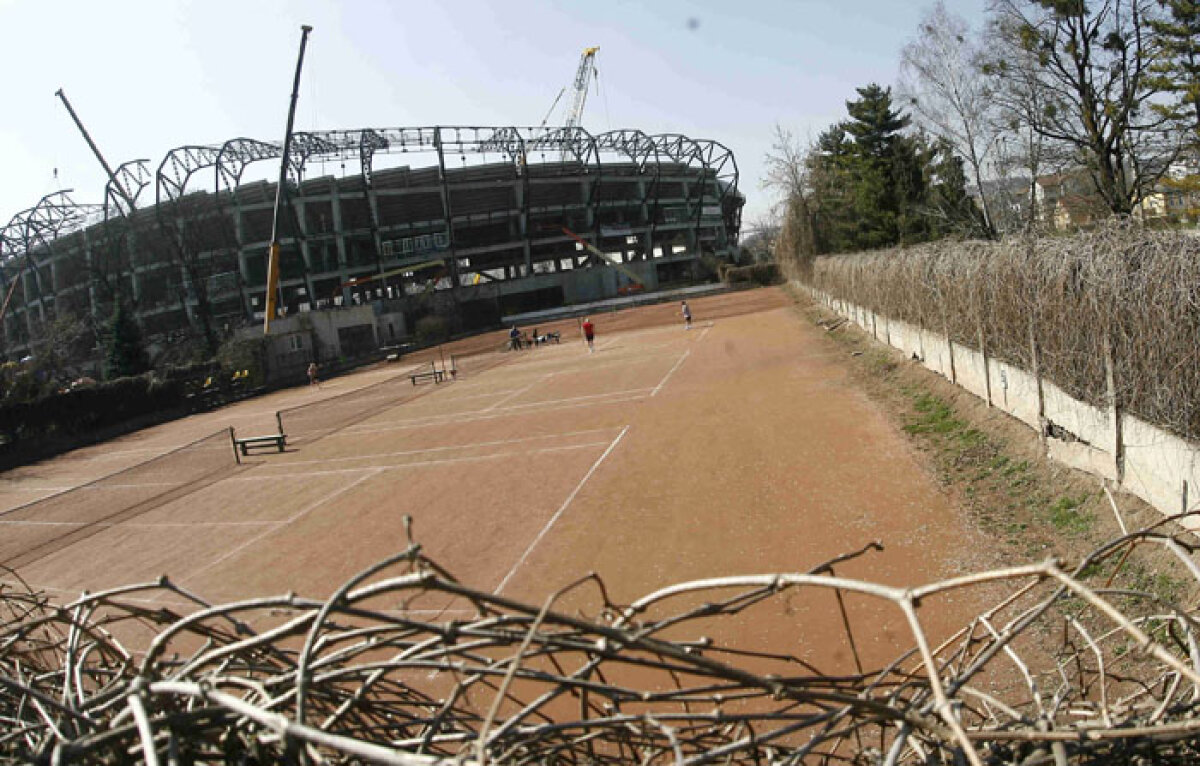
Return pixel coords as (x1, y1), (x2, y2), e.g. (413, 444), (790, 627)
(3, 514), (1200, 764)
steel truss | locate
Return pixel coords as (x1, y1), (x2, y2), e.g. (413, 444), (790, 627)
(1, 192), (104, 309)
(2, 126), (739, 353)
(148, 126), (737, 209)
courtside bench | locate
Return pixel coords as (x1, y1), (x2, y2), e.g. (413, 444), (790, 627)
(410, 367), (444, 384)
(234, 433), (287, 456)
(229, 415), (288, 462)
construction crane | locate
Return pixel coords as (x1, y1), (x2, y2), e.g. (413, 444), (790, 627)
(561, 226), (643, 291)
(538, 46), (599, 130)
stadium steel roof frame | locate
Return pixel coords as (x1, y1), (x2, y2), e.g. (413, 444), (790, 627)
(3, 126), (738, 262)
(0, 127), (740, 326)
(0, 191), (105, 306)
(148, 126), (738, 209)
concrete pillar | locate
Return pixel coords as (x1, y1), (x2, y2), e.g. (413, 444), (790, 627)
(329, 182), (352, 305)
(289, 195), (319, 309)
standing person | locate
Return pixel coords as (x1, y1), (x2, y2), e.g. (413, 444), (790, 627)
(680, 300), (693, 330)
(509, 326), (521, 351)
(307, 361), (319, 388)
(581, 317), (595, 353)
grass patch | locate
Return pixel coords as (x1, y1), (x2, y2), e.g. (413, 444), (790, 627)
(1048, 495), (1092, 534)
(903, 393), (966, 436)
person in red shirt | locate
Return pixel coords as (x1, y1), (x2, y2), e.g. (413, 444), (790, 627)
(581, 317), (595, 353)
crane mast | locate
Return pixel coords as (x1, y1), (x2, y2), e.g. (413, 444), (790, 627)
(563, 46), (599, 130)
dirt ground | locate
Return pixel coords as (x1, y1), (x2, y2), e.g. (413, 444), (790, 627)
(799, 288), (1195, 604)
(1, 287), (999, 674)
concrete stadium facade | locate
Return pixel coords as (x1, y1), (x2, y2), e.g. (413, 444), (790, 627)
(0, 126), (741, 366)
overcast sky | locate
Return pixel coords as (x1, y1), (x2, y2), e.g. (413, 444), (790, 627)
(0, 0), (989, 232)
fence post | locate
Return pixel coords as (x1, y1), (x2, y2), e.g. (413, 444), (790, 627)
(917, 315), (926, 362)
(1029, 315), (1047, 446)
(1103, 331), (1125, 484)
(941, 307), (957, 385)
(229, 426), (241, 465)
(977, 321), (992, 408)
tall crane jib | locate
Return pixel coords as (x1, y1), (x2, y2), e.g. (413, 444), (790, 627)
(564, 46), (599, 130)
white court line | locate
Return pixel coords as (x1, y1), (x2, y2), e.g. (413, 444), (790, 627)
(0, 578), (481, 618)
(56, 482), (180, 491)
(0, 519), (277, 528)
(651, 351), (691, 397)
(488, 346), (680, 374)
(533, 351), (686, 377)
(0, 580), (203, 610)
(697, 323), (714, 342)
(175, 469), (385, 586)
(485, 372), (555, 411)
(329, 392), (649, 437)
(270, 428), (620, 468)
(343, 388), (653, 434)
(232, 442), (611, 480)
(494, 426), (629, 595)
(421, 388), (525, 404)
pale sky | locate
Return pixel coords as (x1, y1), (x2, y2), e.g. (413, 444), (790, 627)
(0, 0), (989, 233)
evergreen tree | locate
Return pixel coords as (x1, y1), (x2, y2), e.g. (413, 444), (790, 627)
(1149, 0), (1200, 148)
(104, 301), (149, 380)
(843, 84), (922, 249)
(807, 123), (859, 253)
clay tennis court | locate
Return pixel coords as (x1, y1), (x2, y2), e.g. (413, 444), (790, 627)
(0, 288), (990, 669)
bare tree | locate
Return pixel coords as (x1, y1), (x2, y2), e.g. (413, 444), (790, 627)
(987, 0), (1178, 215)
(899, 1), (1000, 236)
(762, 126), (820, 267)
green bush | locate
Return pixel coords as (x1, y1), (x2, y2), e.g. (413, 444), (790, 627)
(0, 373), (184, 443)
(216, 337), (266, 388)
(415, 315), (450, 345)
(724, 263), (782, 286)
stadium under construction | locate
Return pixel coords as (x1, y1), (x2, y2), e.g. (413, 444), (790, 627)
(0, 125), (741, 373)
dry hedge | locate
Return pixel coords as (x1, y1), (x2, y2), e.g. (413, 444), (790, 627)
(808, 222), (1200, 441)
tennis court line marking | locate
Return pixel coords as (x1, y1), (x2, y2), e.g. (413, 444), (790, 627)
(493, 425), (630, 595)
(697, 322), (714, 342)
(485, 371), (556, 411)
(262, 428), (621, 468)
(329, 392), (649, 436)
(493, 344), (683, 373)
(530, 350), (686, 375)
(0, 578), (482, 618)
(651, 351), (691, 397)
(0, 519), (278, 528)
(232, 442), (611, 480)
(342, 388), (653, 434)
(174, 469), (385, 587)
(437, 388), (529, 403)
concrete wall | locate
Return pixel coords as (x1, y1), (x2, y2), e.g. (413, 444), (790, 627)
(803, 283), (1200, 529)
(241, 305), (380, 383)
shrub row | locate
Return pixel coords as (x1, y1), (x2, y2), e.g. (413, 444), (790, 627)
(806, 222), (1200, 441)
(0, 374), (185, 443)
(722, 263), (782, 285)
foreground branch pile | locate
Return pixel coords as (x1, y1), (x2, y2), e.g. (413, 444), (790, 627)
(4, 518), (1200, 764)
(807, 222), (1200, 441)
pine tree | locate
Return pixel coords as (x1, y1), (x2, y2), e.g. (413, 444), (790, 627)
(104, 301), (149, 380)
(1149, 0), (1200, 148)
(844, 84), (917, 249)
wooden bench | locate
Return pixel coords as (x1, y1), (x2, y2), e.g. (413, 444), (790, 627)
(235, 433), (287, 455)
(410, 369), (445, 385)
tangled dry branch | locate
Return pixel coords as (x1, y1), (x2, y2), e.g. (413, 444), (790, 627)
(4, 517), (1200, 765)
(807, 222), (1200, 441)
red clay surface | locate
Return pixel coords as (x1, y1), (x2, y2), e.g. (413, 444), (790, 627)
(0, 288), (990, 671)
